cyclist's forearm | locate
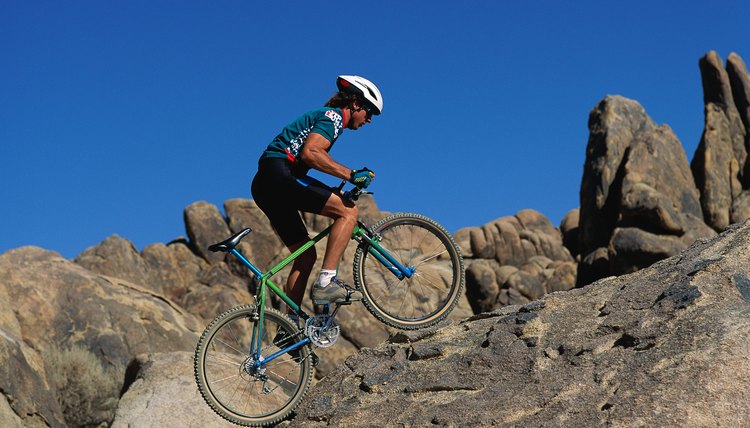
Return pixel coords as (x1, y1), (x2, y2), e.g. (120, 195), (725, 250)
(300, 132), (354, 180)
(301, 146), (350, 180)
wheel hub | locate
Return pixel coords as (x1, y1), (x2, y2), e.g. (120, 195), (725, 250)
(240, 356), (266, 381)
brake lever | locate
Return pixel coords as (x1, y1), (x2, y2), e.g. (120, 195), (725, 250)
(344, 189), (367, 201)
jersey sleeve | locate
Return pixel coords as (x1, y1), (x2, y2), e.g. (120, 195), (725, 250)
(311, 109), (344, 144)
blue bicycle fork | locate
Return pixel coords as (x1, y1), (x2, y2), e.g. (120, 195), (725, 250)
(358, 228), (416, 280)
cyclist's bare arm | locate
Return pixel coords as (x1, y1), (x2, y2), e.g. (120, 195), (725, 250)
(300, 132), (351, 180)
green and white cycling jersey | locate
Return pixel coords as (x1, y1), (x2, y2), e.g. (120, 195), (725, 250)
(259, 107), (345, 172)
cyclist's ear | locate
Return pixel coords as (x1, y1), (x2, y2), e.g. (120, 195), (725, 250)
(350, 97), (365, 111)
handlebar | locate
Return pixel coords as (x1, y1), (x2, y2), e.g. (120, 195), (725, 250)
(336, 180), (372, 202)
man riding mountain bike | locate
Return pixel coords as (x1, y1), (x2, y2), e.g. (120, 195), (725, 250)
(251, 75), (383, 323)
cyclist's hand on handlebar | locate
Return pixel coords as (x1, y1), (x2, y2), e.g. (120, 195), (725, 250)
(349, 167), (375, 188)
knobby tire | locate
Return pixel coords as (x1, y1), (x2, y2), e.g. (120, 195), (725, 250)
(194, 305), (313, 427)
(353, 213), (465, 330)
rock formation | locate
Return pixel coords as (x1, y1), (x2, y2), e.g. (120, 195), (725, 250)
(2, 50), (750, 426)
(0, 194), (480, 426)
(578, 97), (716, 285)
(0, 247), (203, 427)
(112, 352), (237, 428)
(293, 220), (750, 427)
(456, 210), (577, 312)
(692, 51), (749, 229)
(574, 51), (750, 287)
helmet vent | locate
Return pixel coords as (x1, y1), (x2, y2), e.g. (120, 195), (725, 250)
(366, 87), (378, 100)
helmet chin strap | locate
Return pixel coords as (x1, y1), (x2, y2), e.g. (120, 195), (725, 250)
(341, 107), (351, 127)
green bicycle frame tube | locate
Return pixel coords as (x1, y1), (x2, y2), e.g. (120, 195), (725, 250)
(251, 227), (332, 363)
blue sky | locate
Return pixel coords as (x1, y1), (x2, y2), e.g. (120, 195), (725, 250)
(2, 1), (748, 259)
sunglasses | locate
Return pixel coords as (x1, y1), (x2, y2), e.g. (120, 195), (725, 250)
(362, 104), (375, 118)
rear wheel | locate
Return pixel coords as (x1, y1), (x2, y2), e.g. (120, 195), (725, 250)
(194, 305), (313, 426)
(353, 213), (465, 330)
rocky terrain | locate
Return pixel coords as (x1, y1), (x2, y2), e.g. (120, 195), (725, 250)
(293, 220), (750, 427)
(1, 51), (749, 427)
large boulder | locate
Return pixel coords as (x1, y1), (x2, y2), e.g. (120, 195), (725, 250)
(580, 95), (656, 254)
(0, 247), (204, 426)
(692, 103), (740, 230)
(459, 210), (576, 312)
(112, 352), (236, 428)
(612, 125), (715, 273)
(0, 328), (64, 427)
(692, 51), (750, 229)
(579, 96), (715, 285)
(76, 236), (250, 323)
(726, 53), (750, 223)
(1, 247), (201, 367)
(184, 201), (231, 264)
(292, 219), (750, 427)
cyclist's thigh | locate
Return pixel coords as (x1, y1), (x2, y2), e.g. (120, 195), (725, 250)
(251, 159), (333, 245)
(291, 175), (335, 214)
(319, 191), (357, 219)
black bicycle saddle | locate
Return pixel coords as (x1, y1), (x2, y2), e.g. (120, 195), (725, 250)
(208, 228), (252, 253)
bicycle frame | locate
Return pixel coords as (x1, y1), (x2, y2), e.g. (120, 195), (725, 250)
(227, 220), (415, 368)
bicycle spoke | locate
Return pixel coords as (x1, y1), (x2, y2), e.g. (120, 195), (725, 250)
(213, 338), (245, 356)
(211, 372), (242, 385)
(413, 269), (448, 292)
(416, 249), (448, 265)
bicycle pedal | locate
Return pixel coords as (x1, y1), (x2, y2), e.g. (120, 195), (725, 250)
(311, 352), (319, 367)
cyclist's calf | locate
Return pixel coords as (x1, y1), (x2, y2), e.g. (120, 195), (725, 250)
(319, 198), (359, 271)
(286, 243), (317, 307)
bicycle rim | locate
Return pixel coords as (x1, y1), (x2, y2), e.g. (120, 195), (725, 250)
(194, 305), (312, 426)
(354, 213), (464, 330)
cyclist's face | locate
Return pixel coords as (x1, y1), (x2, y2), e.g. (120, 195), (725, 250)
(347, 102), (372, 130)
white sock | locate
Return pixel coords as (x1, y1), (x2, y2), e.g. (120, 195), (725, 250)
(314, 269), (337, 288)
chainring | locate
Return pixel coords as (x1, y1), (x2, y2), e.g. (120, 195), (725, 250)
(305, 315), (340, 348)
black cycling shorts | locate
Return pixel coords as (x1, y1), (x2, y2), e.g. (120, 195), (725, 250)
(251, 158), (334, 247)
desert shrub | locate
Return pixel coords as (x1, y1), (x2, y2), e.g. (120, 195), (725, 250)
(45, 345), (123, 428)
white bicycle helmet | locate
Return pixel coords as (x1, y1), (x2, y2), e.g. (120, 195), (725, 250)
(336, 75), (383, 115)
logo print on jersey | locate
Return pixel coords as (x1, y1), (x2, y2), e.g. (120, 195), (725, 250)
(288, 127), (312, 160)
(325, 110), (343, 139)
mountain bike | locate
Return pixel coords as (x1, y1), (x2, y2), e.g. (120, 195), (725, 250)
(194, 185), (465, 426)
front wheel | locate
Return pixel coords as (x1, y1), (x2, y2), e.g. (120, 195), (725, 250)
(353, 213), (465, 330)
(194, 305), (313, 427)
